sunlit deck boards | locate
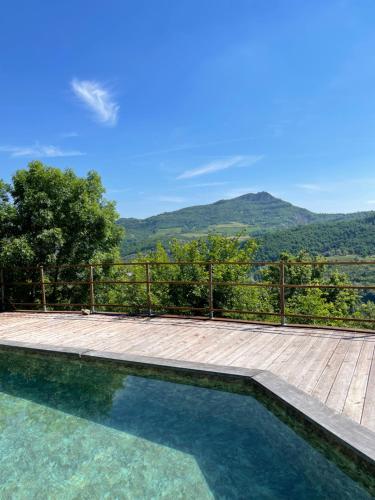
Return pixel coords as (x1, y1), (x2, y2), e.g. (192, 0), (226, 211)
(0, 312), (374, 433)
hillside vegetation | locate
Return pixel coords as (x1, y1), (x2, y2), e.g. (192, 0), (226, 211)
(256, 213), (375, 260)
(118, 192), (374, 258)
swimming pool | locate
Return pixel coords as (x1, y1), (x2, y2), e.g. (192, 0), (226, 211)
(0, 348), (373, 499)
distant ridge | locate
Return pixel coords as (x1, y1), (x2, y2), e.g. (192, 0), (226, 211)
(117, 192), (374, 257)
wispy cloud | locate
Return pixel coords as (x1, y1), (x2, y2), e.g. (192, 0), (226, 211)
(367, 200), (375, 205)
(177, 155), (263, 179)
(184, 181), (230, 188)
(60, 131), (79, 138)
(0, 143), (85, 158)
(295, 178), (375, 194)
(157, 196), (186, 203)
(295, 183), (329, 192)
(129, 136), (254, 159)
(71, 79), (119, 126)
(107, 188), (130, 194)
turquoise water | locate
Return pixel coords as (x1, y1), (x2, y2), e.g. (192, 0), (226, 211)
(0, 351), (372, 499)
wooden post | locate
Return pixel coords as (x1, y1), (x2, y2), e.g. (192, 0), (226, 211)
(89, 265), (95, 313)
(0, 268), (5, 312)
(208, 262), (214, 319)
(40, 266), (47, 312)
(145, 263), (152, 316)
(279, 261), (286, 326)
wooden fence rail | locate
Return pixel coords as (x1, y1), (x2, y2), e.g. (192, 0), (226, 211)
(1, 260), (375, 329)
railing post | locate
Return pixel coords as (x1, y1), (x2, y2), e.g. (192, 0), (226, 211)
(279, 261), (286, 326)
(89, 265), (95, 313)
(208, 262), (214, 319)
(40, 266), (47, 312)
(0, 268), (5, 312)
(145, 263), (152, 316)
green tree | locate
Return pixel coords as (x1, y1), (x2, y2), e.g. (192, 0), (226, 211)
(262, 251), (360, 326)
(0, 161), (124, 307)
(115, 234), (274, 320)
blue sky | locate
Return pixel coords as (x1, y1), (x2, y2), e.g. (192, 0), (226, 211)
(1, 0), (375, 218)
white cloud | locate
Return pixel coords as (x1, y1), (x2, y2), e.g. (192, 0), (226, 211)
(184, 181), (230, 188)
(107, 188), (130, 194)
(177, 155), (262, 179)
(367, 200), (375, 205)
(0, 144), (85, 158)
(129, 136), (254, 159)
(60, 131), (78, 138)
(71, 79), (119, 126)
(295, 183), (328, 192)
(157, 196), (186, 203)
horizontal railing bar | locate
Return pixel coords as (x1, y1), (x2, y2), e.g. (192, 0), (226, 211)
(212, 282), (280, 288)
(10, 302), (90, 307)
(6, 259), (375, 272)
(151, 305), (208, 311)
(8, 281), (91, 286)
(7, 280), (375, 290)
(93, 280), (148, 285)
(93, 304), (209, 311)
(9, 302), (43, 306)
(212, 308), (280, 316)
(285, 312), (375, 323)
(284, 284), (375, 290)
(93, 304), (147, 308)
(46, 303), (90, 307)
(95, 304), (278, 315)
(286, 260), (375, 266)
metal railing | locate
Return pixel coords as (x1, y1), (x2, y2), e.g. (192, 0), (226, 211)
(1, 260), (375, 329)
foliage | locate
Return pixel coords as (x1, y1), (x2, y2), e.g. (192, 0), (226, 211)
(256, 214), (375, 260)
(260, 251), (372, 327)
(105, 235), (274, 320)
(0, 162), (124, 307)
(101, 242), (374, 329)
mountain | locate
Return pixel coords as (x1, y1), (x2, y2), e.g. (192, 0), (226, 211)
(118, 192), (374, 257)
(256, 213), (375, 260)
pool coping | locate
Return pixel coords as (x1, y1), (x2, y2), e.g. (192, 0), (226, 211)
(0, 338), (374, 474)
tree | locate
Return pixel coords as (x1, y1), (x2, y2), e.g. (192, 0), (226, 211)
(1, 161), (124, 307)
(261, 251), (360, 326)
(115, 234), (274, 320)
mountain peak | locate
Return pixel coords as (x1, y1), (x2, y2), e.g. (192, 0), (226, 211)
(237, 191), (277, 202)
(212, 191), (278, 206)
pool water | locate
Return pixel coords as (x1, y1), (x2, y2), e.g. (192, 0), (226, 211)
(0, 350), (372, 499)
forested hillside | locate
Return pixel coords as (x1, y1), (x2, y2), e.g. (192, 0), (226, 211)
(118, 192), (373, 258)
(256, 213), (375, 260)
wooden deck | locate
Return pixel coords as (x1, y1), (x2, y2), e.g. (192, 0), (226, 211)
(0, 312), (374, 433)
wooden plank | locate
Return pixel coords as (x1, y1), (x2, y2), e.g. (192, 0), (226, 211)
(298, 336), (341, 395)
(230, 333), (294, 368)
(361, 346), (375, 432)
(343, 341), (374, 423)
(192, 328), (261, 364)
(256, 334), (296, 370)
(276, 335), (319, 384)
(311, 339), (351, 404)
(325, 340), (363, 413)
(266, 332), (314, 377)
